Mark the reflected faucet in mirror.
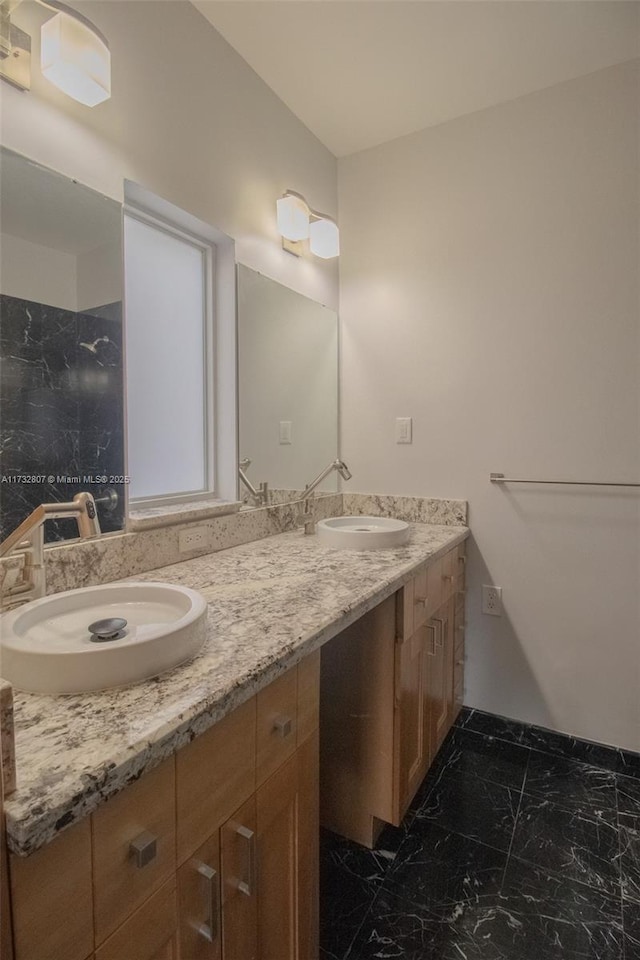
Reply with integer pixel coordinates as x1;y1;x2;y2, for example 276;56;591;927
238;458;270;507
300;459;352;535
0;493;102;609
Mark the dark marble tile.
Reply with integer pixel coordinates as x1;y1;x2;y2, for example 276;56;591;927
414;771;519;854
347;887;506;960
512;793;621;898
619;777;640;828
459;708;640;780
348;875;622;960
524;751;618;822
621;824;640;906
456;707;526;746
498;857;624;960
384;822;507;914
427;725;530;791
0;294;125;543
320;826;405;960
624;899;640;960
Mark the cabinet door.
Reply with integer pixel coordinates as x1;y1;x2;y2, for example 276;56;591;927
256;753;298;960
429;605;454;753
178;833;222;960
394;625;429;818
256;736;319;960
220;796;258;960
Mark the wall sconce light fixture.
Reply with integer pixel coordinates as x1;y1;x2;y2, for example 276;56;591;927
0;0;110;106
277;190;339;260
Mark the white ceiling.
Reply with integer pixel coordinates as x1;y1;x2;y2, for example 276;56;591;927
194;1;640;157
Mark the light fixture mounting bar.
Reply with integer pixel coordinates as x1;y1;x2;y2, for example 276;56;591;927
0;11;30;91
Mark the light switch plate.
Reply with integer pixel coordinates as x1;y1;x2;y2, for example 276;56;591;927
395;417;413;444
279;420;292;444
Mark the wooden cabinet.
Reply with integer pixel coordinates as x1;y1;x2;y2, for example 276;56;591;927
320;542;467;847
7;653;321;960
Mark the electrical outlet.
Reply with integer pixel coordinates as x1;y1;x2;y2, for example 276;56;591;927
482;585;502;616
179;526;209;554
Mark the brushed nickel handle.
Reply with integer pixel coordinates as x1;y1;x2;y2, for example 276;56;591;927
129;831;157;868
456;624;465;632
458;555;467;565
442;574;454;583
195;860;219;944
432;617;445;648
236;825;256;897
456;659;464;666
273;715;293;738
426;623;437;656
415;596;428;607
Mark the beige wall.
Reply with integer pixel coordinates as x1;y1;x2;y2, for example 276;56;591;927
339;61;640;750
1;0;338;310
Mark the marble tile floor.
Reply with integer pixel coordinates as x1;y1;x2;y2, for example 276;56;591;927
320;708;640;960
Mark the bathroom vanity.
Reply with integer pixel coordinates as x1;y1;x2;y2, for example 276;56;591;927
1;518;468;960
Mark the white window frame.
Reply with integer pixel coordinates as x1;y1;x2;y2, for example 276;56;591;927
124;205;217;509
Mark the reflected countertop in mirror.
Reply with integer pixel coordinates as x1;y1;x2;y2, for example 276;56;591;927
237;265;339;507
0;148;124;542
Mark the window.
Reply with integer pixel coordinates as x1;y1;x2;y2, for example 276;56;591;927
124;210;214;505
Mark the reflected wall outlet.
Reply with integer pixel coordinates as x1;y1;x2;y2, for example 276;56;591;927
482;585;502;616
179;526;209;553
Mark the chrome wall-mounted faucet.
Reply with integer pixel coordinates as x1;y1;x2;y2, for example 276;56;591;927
0;492;101;608
238;458;269;507
300;459;352;535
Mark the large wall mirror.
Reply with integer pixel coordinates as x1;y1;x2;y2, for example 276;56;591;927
237;265;339;506
0;147;125;542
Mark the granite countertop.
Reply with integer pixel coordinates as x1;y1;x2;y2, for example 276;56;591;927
4;522;468;857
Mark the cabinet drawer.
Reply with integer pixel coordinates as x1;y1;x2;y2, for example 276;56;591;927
95;876;177;960
177;697;256;863
297;650;321;745
257;667;298;786
10;818;93;960
93;757;176;945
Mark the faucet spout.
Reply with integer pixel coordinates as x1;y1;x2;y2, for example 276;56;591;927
300;459;352;535
0;492;101;608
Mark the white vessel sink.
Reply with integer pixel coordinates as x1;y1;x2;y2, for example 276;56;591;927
0;582;207;695
316;516;410;550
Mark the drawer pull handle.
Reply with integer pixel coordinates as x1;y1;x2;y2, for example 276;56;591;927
415;596;428;608
432;617;445;647
273;715;293;738
442;575;454;583
456;624;465;632
456;659;464;666
458;556;467;565
195;861;219;944
129;831;157;868
426;623;437;656
236;824;256;897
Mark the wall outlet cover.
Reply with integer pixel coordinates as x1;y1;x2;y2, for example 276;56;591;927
482;584;502;616
179;526;210;553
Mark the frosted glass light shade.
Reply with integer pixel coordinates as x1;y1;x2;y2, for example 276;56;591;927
309;217;340;259
277;194;309;241
41;10;111;107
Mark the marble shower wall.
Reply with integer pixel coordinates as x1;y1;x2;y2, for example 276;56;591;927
0;294;125;542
